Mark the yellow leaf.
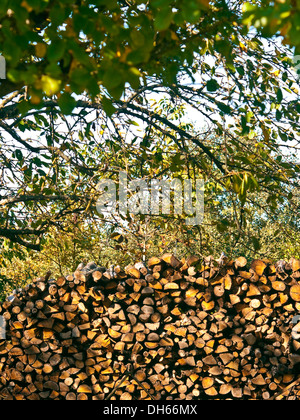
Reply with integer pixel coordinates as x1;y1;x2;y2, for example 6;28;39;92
280;11;291;19
170;31;179;41
31;94;42;105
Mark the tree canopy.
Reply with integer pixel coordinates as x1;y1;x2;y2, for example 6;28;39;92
1;0;300;101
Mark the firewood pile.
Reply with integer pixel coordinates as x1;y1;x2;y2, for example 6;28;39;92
1;255;300;400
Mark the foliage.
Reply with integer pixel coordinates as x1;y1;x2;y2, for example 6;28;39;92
0;0;299;296
1;188;299;299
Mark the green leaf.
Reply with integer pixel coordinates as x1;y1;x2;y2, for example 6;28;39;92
15;149;23;161
47;38;65;62
277;88;283;103
103;68;123;90
154;8;174;31
217;102;231;114
252;236;261;251
216;219;230;233
127;120;140;127
276;109;282;121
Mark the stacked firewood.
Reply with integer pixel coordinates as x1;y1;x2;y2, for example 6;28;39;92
1;255;300;400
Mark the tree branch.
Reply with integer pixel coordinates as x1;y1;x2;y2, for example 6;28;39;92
0;228;43;251
0;120;43;153
114;102;226;173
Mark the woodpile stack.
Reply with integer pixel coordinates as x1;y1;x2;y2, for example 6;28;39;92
1;255;300;400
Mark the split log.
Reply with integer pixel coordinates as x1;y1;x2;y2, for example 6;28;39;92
1;256;300;400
